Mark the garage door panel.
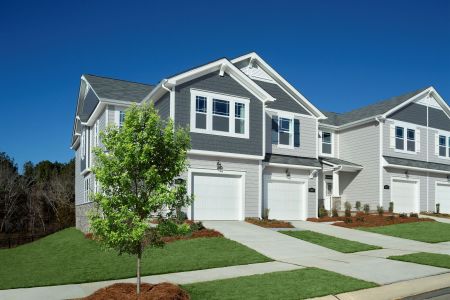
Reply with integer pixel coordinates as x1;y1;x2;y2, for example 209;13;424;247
192;173;242;220
392;179;418;213
436;183;450;214
265;179;305;220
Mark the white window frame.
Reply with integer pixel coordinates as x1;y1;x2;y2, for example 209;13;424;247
319;130;334;156
393;123;418;154
80;129;86;159
83;176;91;203
85;127;91;168
438;134;450;158
114;109;126;127
277;115;294;149
190;89;250;139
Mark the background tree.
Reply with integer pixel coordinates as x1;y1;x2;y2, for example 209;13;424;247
89;103;191;294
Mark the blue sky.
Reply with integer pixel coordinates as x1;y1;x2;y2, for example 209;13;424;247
1;0;449;169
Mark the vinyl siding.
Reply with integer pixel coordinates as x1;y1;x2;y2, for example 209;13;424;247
265;111;317;158
429;175;450;212
338;122;380;207
75;147;84;205
174;71;263;156
263;167;317;218
187;155;260;217
429;107;450;131
428;128;450;164
154;93;170;120
388;102;427;126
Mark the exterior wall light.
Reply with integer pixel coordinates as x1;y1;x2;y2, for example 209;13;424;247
286;168;291;179
217;161;223;172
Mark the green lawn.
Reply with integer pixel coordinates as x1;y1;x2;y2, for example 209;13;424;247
280;230;381;253
389;252;450;269
183;268;377;300
359;222;450;243
0;228;270;290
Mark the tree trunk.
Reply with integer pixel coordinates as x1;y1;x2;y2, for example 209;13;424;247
137;248;142;295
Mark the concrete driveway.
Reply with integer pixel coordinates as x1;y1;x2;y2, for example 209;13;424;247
203;221;450;285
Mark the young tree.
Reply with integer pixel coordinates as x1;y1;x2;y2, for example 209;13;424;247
89;103;191;294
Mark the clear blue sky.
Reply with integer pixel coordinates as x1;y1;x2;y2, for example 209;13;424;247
1;0;449;169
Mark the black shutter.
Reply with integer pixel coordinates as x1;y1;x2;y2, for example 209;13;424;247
294;119;300;147
271;115;278;144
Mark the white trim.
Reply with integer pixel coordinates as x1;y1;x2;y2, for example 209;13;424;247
231;52;326;119
190;89;250;139
384;163;450;175
435;181;450;212
264;162;321;170
320;160;363;172
277;115;295;149
187;168;246;221
258;161;263;219
188;149;264;160
377;117;384;207
392;122;419;154
391;176;420;213
319;130;334;157
169;88;175;120
265;108;317;119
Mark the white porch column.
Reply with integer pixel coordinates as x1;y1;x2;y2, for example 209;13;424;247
332;171;340;197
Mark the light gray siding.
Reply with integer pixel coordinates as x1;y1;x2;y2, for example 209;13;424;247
187;155;261;218
265;111;317;158
338;122;380;207
75;147;83;205
428;128;450;165
175;71;263;156
154;93;170;120
429;175;450;212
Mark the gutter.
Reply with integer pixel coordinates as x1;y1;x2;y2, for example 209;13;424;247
384;163;450;175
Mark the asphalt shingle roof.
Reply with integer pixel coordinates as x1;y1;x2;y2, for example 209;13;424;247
264;153;322;168
83;74;155;103
320;157;362;167
321;87;429;126
384;156;450;173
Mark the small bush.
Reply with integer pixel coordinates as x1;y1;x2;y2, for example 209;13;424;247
356;215;365;222
175;210;188;224
388;202;394;213
177;223;192;235
344;201;352;217
436;203;441;214
363;204;370;215
399;213;408;218
319;207;328;218
263;208;270;220
355;201;362;211
157;220;180;237
385;215;395;221
332;207;339;218
377;206;384;216
189;221;205;232
344;217;353;224
409;213;419;218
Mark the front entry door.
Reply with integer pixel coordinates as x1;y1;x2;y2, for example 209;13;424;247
324;181;333;210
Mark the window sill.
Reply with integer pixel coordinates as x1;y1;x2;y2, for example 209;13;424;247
394;149;417;155
190;128;249;139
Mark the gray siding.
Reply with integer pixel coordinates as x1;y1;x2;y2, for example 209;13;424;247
187;155;260;218
429;175;450;212
338;122;380;207
80;89;100;122
429;107;450;131
154;93;170;120
175;71;263;156
388;103;427;126
265;111;317;158
75;147;84;205
428;128;450;165
254;80;311;115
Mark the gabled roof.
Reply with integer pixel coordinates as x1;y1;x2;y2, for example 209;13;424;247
321;87;429;126
83;74;154;102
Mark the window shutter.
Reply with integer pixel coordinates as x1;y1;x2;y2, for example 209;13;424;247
416;129;420;152
271;115;278;144
294;119;300;147
435;133;440;155
390;124;395;149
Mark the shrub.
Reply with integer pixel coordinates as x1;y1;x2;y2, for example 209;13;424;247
344;201;352;217
389;202;394;213
355;201;362;211
363;204;370;215
409;213;418;218
319;207;328;218
175;210;188;224
177;223;192;235
356;215;365;222
377;206;384;216
436;203;441;214
332;207;339;218
263;208;270;220
157;220;180;237
385;215;395;221
344;217;353;224
399;213;408;218
189;221;205;232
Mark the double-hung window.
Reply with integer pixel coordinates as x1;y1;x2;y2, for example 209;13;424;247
191;90;249;138
395;126;405;150
321;131;333;155
119;111;125;128
279;117;292;147
395;125;416;153
407;129;416;152
439;135;447;157
84;177;91;203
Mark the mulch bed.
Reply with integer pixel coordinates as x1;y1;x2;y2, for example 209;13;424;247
245;218;294;228
161;229;223;243
307;216;345;223
83;282;189;300
331;214;435;228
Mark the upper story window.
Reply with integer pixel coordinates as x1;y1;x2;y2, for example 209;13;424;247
84;176;91;203
321;131;333;155
190;89;250;138
271;114;300;149
279;118;292;146
119;111;125;128
392;124;417;153
439;135;447;157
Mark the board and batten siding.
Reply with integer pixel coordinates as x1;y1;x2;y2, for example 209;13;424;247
187;155;260;218
174;71;263;156
338;122;380;207
265;111;317;158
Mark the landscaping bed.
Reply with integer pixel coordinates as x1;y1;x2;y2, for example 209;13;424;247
280;230;381;253
310;213;434;228
245;218;294;228
420;212;450;219
388;252;450;269
182;268;377;300
83;282;189;300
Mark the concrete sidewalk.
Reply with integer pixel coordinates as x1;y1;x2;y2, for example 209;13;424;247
419;214;450;224
290;220;450;255
203;221;450;285
0;261;300;300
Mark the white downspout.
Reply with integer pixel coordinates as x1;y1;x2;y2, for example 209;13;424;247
375;116;385;208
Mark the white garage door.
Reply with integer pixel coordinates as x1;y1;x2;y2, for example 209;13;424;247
392;179;419;213
192;173;243;220
265;179;305;220
436;183;450;214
